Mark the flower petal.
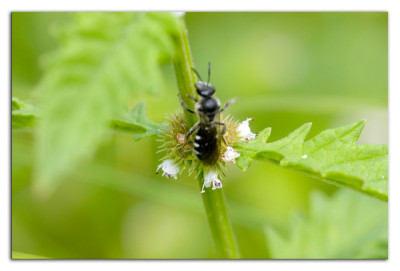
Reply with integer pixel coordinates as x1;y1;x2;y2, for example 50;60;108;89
202;170;223;193
156;159;180;179
222;146;240;164
237;118;256;141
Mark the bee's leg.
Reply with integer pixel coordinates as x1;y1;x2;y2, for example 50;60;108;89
215;122;228;145
184;122;200;146
178;94;195;113
220;98;236;113
185;94;198;103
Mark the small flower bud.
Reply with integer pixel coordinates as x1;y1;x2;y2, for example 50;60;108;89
201;170;223;193
237;118;256;141
222;146;240;164
176;133;185;144
156;159;180;179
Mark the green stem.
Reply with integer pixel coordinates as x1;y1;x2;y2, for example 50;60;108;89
172;16;240;259
198;172;240;259
172;17;197;128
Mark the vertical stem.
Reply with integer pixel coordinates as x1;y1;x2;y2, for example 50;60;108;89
172;17;198;128
172;16;240;259
198;173;240;259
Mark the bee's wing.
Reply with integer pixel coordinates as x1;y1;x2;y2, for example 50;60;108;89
215;105;224;140
217;110;222;133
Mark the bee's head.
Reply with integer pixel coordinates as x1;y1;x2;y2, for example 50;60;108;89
195;81;215;97
192;62;215;97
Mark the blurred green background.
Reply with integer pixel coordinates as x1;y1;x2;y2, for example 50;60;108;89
12;12;388;259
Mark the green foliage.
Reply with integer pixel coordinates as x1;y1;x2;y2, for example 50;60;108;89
12;12;388;259
12;97;36;129
34;12;179;196
110;102;163;141
266;189;388;259
235;120;388;201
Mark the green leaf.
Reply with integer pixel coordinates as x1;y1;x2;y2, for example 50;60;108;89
35;12;179;197
235;120;388;201
110;102;163;140
266;189;388;259
12;97;36;129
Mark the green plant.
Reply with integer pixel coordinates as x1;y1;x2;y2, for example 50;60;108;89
266;189;387;259
12;12;388;259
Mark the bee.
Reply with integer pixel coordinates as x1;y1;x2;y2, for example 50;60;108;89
179;62;235;165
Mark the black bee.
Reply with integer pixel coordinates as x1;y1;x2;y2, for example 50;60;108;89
179;62;235;165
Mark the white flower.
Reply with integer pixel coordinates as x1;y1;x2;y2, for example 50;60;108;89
222;146;240;164
237;118;256;141
201;170;223;193
156;159;180;179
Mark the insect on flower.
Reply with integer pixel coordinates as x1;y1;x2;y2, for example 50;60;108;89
179;62;236;165
156;63;256;192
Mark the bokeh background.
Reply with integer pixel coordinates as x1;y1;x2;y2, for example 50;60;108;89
12;12;388;259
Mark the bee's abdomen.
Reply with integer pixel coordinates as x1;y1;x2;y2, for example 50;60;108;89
194;126;219;165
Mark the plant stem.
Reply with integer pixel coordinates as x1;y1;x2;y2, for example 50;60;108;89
172;17;197;128
172;16;240;259
198;172;240;259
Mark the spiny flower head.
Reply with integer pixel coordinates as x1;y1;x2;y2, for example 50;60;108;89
157;111;255;192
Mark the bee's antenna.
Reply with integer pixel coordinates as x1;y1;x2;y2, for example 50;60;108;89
207;62;211;84
192;67;203;82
